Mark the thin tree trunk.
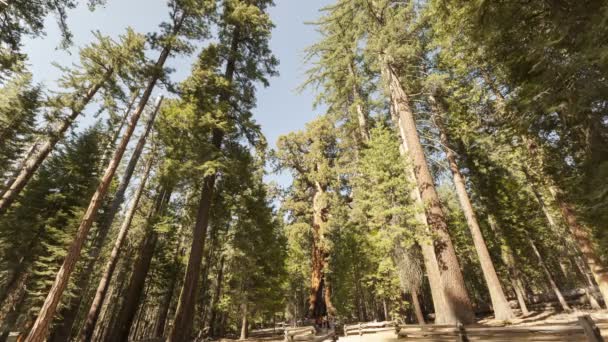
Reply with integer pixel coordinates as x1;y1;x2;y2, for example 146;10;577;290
384;62;473;324
389;99;446;323
430;95;514;320
23;42;174;342
94;246;135;342
411;289;425;324
382;299;389;321
153;226;185;339
99;90;139;168
76;153;154;342
0;266;29;319
528;238;571;311
347;61;370;143
572;256;601;309
484;72;608;308
0;287;27;342
50;97;161;342
0;71;112;215
168;26;240;342
239;302;248;340
486;215;530;316
131;282;152;341
209;255;225;337
0;272;29;340
548;186;608;308
105;187;172;342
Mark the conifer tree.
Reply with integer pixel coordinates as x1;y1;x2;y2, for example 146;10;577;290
0;30;145;215
23;1;214;338
169;1;277;340
0;126;106;340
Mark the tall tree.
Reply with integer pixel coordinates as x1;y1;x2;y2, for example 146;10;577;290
0;30;145;215
169;0;277;340
49;96;163;342
429;93;514;320
0;125;106;340
23;1;214;337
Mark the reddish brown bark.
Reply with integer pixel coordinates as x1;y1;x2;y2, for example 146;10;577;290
23;43;171;341
76;153;155;342
105;187;172;342
168;26;240;342
430;95;514;320
549;187;608;308
383;61;474;324
50;96;162;342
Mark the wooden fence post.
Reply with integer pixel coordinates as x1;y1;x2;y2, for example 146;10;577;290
358;323;362;336
578;315;603;342
457;323;468;342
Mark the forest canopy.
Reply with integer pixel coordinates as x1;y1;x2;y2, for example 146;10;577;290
0;0;607;341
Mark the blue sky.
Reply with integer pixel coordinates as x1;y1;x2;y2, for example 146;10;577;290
22;0;331;151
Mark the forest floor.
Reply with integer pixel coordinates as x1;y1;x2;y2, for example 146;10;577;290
237;309;608;342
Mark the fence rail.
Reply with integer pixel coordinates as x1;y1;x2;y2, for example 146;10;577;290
343;320;396;337
284;327;336;342
395;314;607;342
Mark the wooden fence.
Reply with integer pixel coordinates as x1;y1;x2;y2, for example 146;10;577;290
284;326;337;342
395;314;607;341
343;321;396;336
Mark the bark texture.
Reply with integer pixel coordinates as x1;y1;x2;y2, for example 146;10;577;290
430;95;514;320
528;238;571;311
76;154;155;342
383;61;474;324
23;45;171;342
105;187;172;342
168;26;240;342
411;289;425;325
50;96;162;342
549;187;608;308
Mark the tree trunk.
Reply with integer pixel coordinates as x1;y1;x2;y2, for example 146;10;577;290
347;61;370;143
23;42;174;342
392;104;445;323
209;255;225;337
528;238;571;311
0;267;29;321
154;225;186;339
94;246;135;342
50;98;161;342
99;90;139;168
382;299;389;321
105;187;172;342
309;180;331;320
430;95;514;320
168;136;221;342
548;186;608;308
168;26;240;342
0;71;111;215
486;215;530;316
0;288;27;342
0;271;29;341
383;61;474;324
239;302;248;340
411;288;425;324
76;153;154;342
